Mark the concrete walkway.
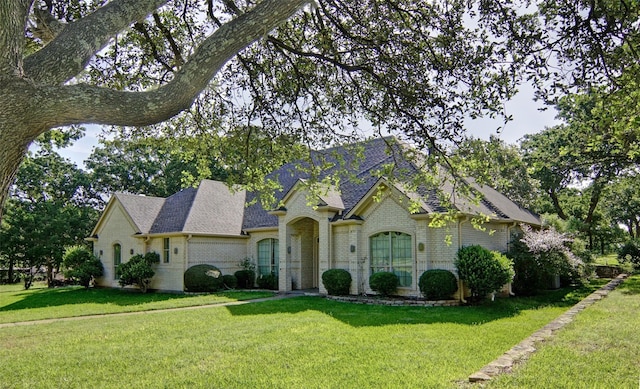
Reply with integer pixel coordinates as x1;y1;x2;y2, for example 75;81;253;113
468;273;629;383
0;292;301;329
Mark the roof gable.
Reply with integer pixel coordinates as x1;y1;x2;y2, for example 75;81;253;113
111;193;165;234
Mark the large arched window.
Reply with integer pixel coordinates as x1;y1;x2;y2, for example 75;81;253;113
257;238;279;277
370;232;412;287
113;243;122;279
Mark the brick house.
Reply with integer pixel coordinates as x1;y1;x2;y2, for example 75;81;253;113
87;137;540;297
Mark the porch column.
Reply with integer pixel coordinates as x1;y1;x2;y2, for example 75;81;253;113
317;213;331;294
348;223;362;295
278;218;292;292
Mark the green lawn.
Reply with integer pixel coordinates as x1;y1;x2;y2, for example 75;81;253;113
0;283;274;324
485;274;640;389
0;281;612;388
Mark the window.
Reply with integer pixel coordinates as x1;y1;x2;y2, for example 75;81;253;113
113;243;121;279
370;231;413;287
163;238;170;263
257;238;279;276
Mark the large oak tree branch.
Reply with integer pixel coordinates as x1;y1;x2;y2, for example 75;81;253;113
0;0;33;76
32;0;311;128
23;0;168;84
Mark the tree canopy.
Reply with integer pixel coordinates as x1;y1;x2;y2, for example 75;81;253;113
1;0;639;222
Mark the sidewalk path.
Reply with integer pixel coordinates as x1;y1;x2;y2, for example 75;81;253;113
0;292;301;329
468;273;629;383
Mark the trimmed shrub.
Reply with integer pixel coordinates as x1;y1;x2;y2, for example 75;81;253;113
455;245;514;302
257;273;278;290
322;269;352;296
369;271;399;297
234;269;255;289
418;269;458;300
223;274;238;289
184;264;224;293
117;252;160;293
62;245;103;288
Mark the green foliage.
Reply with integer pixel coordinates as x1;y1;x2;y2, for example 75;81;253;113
223;274;238;289
234;270;255;289
418;269;458;300
116;252;160;293
184;264;224;293
618;240;640;269
455;245;514;302
369;272;399;297
256;273;278;290
86;137;229;197
321;269;352;296
0;146;100;288
62;245;103;288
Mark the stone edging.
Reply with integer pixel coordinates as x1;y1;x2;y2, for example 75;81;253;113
326;295;460;307
468;274;629;383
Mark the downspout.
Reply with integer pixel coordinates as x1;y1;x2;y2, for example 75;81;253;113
458;217;468;304
184;234;193;291
506;222;518;296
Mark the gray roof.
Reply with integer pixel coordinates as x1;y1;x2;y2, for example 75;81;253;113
112;137;540;235
242;137;541;229
115;180;245;236
113;193;165;233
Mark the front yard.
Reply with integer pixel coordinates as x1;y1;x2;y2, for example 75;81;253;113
1;279;627;388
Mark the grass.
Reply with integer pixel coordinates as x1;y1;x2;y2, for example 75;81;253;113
0;282;275;324
0;280;610;388
593;253;621;266
486;274;640;388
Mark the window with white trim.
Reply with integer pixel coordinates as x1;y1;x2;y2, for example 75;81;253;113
370;231;413;287
113;243;121;279
257;238;279;276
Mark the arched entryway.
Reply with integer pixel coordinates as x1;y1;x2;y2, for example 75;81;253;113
288;217;319;290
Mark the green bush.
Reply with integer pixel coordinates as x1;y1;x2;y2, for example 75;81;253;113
223;274;238;289
184;264;224;292
116;252;160;293
418;269;458;300
62;245;104;288
369;271;399;297
257;273;278;290
618;240;640;269
234;269;255;289
455;245;514;302
322;269;352;296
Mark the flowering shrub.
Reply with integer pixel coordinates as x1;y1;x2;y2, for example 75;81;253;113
509;225;586;295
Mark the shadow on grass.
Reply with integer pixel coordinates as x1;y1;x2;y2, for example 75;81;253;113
618;275;640;295
0;286;186;312
226;282;604;328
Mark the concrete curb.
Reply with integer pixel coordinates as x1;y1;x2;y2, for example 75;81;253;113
468;274;629;383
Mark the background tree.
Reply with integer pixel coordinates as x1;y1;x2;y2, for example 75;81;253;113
2;0;638;222
86;136;230;197
0;132;100;288
451;136;538;209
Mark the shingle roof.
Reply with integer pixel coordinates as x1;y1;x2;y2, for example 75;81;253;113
242;137;541;229
115;137;540;235
116;180;246;236
113;193;165;233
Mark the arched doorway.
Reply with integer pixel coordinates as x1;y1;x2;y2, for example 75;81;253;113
288;217;319;290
